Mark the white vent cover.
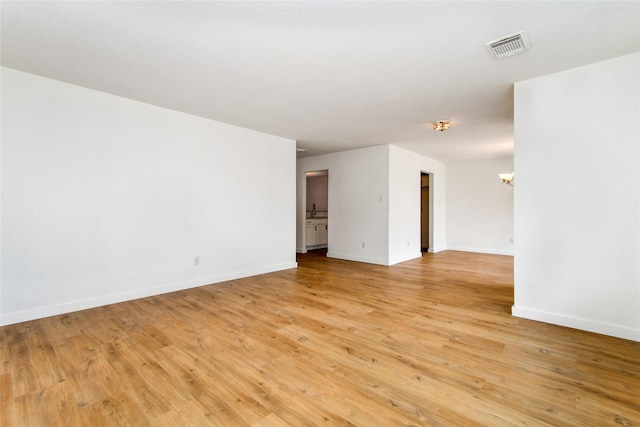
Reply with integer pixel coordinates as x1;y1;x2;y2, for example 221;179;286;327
485;31;531;59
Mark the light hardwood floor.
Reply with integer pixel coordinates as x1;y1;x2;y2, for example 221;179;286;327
1;250;639;426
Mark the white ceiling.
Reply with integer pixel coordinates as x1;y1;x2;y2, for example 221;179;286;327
2;1;639;162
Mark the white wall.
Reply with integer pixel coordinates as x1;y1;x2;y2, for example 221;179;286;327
1;67;297;325
388;146;422;264
446;157;514;255
296;145;446;265
297;145;390;264
513;53;640;341
389;145;447;263
305;174;328;212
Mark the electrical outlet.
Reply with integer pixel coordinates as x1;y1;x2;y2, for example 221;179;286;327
361;241;365;248
194;256;200;266
509;238;514;244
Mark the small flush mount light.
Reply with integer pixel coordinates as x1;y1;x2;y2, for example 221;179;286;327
499;172;514;186
432;120;451;132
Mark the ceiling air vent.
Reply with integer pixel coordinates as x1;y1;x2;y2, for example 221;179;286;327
485;31;531;59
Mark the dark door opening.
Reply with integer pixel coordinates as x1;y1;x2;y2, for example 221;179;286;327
421;172;430;252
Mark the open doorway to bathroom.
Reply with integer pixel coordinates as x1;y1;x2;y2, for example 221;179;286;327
305;170;328;252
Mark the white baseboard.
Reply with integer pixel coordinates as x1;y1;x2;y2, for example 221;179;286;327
0;261;298;326
446;246;514;256
388;252;422;266
326;251;421;266
512;305;640;342
326;251;388;266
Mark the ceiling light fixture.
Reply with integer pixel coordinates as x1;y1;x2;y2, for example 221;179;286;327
499;172;514;186
432;120;450;132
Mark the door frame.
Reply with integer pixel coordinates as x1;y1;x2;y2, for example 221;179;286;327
420;171;434;253
303;169;329;253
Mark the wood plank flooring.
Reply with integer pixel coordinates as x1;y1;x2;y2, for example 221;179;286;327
1;250;639;426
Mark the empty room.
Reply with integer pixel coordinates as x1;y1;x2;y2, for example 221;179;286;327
1;1;639;426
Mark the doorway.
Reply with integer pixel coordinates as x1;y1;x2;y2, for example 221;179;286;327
305;170;329;252
420;172;430;252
